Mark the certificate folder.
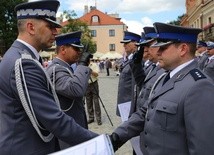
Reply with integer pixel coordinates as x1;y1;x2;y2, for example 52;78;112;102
50;134;114;155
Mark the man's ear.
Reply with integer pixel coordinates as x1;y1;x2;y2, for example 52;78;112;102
26;20;35;35
60;45;67;55
179;43;188;57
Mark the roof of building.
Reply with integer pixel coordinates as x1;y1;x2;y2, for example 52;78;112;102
60;7;126;30
79;8;125;26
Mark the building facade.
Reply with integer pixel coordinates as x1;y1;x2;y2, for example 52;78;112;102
79;6;127;57
181;0;214;41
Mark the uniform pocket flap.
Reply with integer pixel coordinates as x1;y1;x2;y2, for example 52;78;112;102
155;100;178;114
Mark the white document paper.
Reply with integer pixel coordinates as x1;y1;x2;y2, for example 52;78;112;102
49;134;114;155
130;136;143;155
118;101;131;122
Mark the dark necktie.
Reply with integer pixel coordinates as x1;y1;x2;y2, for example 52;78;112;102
39;56;43;65
205;58;210;66
162;72;170;85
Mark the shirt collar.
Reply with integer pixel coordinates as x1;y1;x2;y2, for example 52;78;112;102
55;57;71;67
128;53;134;60
199;50;207;56
209;55;214;60
170;59;194;78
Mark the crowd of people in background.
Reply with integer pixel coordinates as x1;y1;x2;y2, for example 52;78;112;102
40;56;123;76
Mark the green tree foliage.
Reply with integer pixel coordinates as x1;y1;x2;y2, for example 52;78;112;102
167;14;185;26
0;0;27;55
59;10;96;54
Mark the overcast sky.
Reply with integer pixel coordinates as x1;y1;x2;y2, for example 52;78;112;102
30;0;186;35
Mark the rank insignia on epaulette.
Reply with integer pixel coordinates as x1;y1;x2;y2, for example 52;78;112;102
189;69;206;81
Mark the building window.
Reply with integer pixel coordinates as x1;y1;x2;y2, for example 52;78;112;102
92;15;99;22
208;17;212;33
109;44;115;51
109;29;115;37
208;17;212;24
91;30;97;37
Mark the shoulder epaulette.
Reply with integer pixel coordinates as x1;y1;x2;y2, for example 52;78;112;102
189;69;206;81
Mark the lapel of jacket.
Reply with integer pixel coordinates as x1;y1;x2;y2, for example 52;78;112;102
123;58;130;66
120;59;131;72
150;60;197;101
144;61;153;74
12;41;37;59
144;65;158;83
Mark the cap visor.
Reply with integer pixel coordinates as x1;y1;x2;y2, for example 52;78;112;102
135;42;141;46
45;18;62;28
139;39;154;45
71;44;84;48
207;47;214;50
120;39;131;43
151;41;173;47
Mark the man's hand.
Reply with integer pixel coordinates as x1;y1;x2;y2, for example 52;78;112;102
109;132;123;152
78;52;93;66
133;45;144;64
78;43;93;66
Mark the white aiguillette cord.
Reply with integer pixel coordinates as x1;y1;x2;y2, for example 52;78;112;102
52;64;75;112
148;72;166;98
15;53;61;142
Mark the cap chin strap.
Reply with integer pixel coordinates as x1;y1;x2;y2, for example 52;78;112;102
15;53;61;142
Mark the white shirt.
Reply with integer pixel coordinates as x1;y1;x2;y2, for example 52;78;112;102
128;53;134;60
208;55;214;61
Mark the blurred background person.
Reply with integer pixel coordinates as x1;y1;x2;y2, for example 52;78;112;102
105;57;112;76
86;59;102;125
203;41;214;81
196;40;208;70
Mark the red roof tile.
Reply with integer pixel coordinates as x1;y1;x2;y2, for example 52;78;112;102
79;9;125;26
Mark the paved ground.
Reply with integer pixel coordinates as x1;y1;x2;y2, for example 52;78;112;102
86;69;132;155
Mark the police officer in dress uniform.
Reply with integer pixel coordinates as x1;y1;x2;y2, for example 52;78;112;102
196;40;208;69
140;32;153;71
46;31;93;149
141;27;159;75
116;31;141;117
0;1;98;154
116;31;144;155
203;41;214;81
110;22;214;155
129;27;165;155
135;26;166;112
